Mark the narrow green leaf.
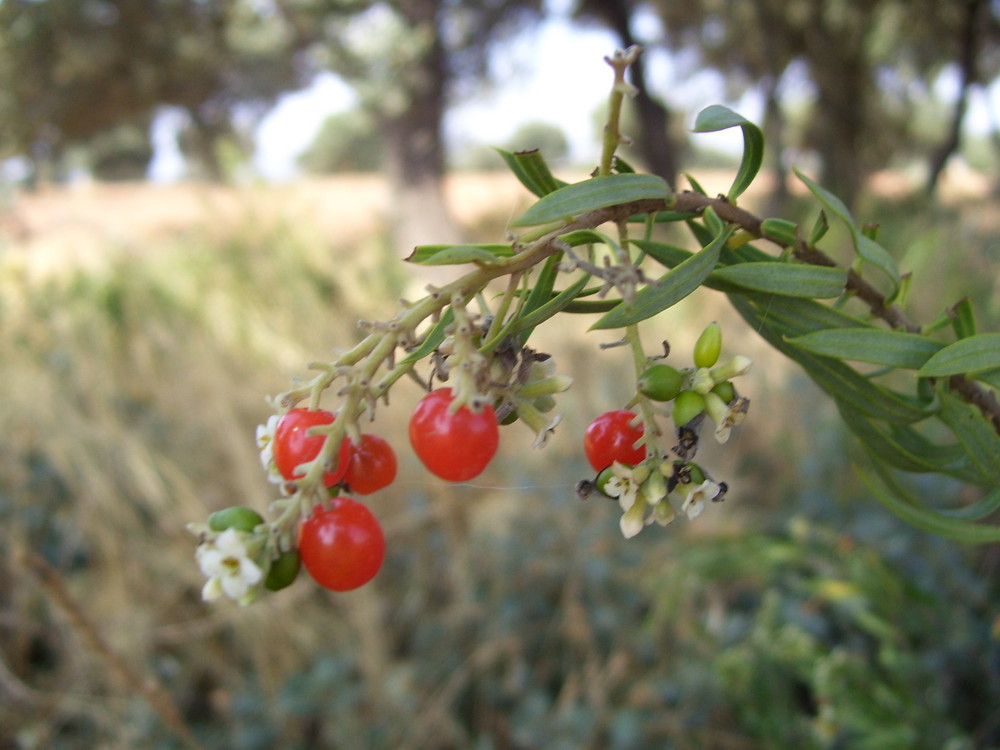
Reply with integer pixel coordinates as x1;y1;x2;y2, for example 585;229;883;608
949;297;977;339
760;218;798;246
711;263;847;298
510;174;669;227
857;464;1000;543
730;294;931;424
514;254;562;345
917;333;1000;377
591;228;729;329
808;210;829;246
407;244;514;266
558;229;612;247
736;291;869;335
693;105;765;201
494;148;566;197
510;274;592;335
938;391;1000;486
838;401;944;473
632;240;692;269
685;218;715;247
795;169;900;293
788;328;945;369
400;307;454;365
563;298;620;314
939;488;1000;521
836;400;983;483
973;367;1000;389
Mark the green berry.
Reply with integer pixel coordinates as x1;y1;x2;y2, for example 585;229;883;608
208;506;265;534
264;549;301;591
711;380;736;404
595;466;617;497
638;364;684;402
673;390;706;427
693;322;722;368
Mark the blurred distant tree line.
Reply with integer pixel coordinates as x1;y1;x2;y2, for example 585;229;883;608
2;0;1000;209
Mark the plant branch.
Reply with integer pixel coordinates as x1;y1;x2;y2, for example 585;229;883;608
666;191;1000;433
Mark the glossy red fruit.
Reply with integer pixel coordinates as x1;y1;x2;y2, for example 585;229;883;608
583;410;645;472
409;388;499;482
273;408;351;487
344;434;398;495
298;499;385;592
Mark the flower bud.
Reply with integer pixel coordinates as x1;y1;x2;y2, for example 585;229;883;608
672;390;706;427
710;355;752;383
638;364;684;402
264;549;301;591
711;380;736;404
208;506;265;534
691;367;715;395
693;322;722;368
517;375;573;399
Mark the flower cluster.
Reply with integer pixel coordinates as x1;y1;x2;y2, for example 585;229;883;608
581;322;750;538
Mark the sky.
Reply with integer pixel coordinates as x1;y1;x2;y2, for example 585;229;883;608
148;5;1000;183
150;7;753;183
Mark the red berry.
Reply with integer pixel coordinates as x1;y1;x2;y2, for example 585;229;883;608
273;408;351;487
409;388;499;482
298;499;385;592
583;410;645;472
344;434;398;495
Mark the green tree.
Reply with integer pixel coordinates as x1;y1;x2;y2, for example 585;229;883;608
298;109;383;174
504;121;570;161
0;0;305;183
647;0;1000;206
275;0;545;252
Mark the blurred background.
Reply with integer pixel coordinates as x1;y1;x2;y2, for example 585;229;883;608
2;1;1000;748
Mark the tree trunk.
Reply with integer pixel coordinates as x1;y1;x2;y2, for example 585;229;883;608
761;75;789;214
925;0;983;196
379;0;461;258
804;16;870;209
184;106;228;183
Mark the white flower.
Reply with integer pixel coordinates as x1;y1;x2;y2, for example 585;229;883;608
602;462;673;539
196;528;264;604
256;415;283;484
704;392;750;444
691;367;716;395
676;479;723;520
619;496;649;539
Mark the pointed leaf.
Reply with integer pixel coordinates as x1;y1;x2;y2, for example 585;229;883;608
736;290;869;335
938;391;1000;486
917;333;1000;377
510;174;669;227
939;488;1000;521
510;274;592;336
591;228;728;329
949;297;977;339
407;244;514;266
400;307;454;365
711;262;847;298
494;148;567;197
974;367;1000;389
693;105;764;201
729;294;930;424
788;328;945;369
836;400;982;482
795;169;899;293
857;464;1000;543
